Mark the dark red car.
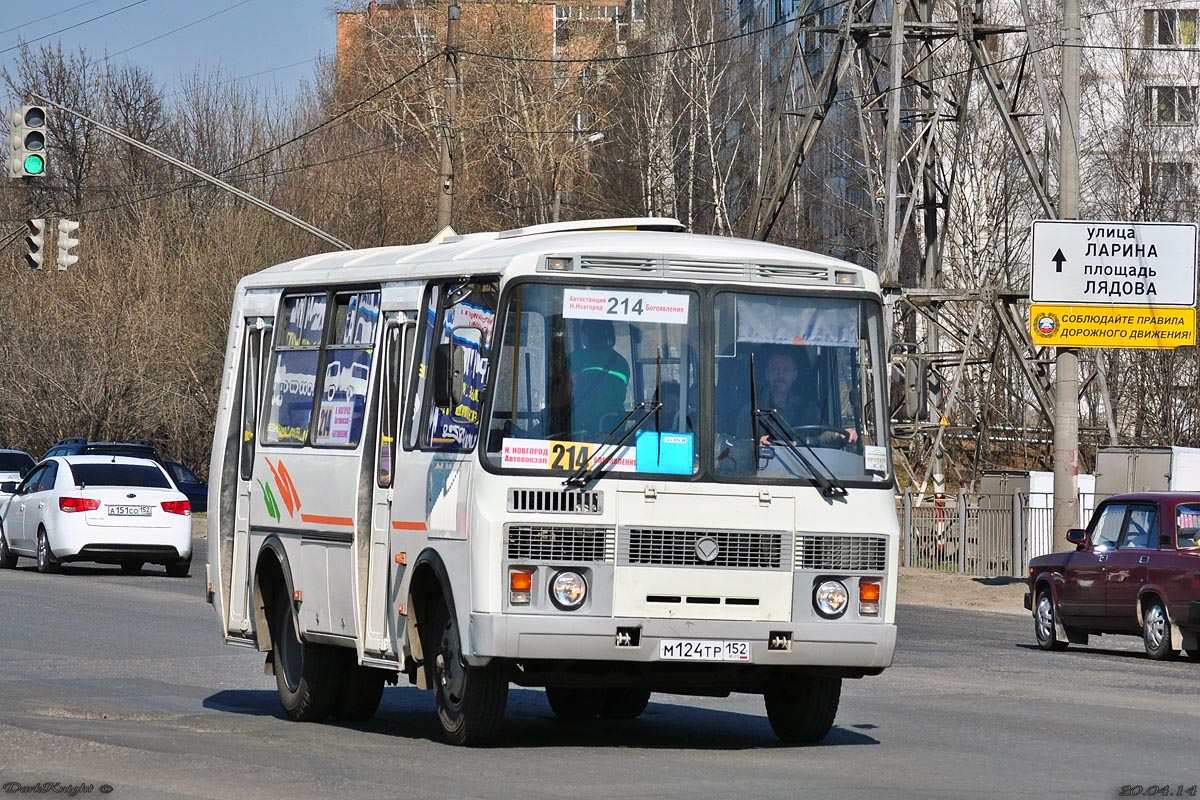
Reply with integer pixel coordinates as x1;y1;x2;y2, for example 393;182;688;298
1024;492;1200;660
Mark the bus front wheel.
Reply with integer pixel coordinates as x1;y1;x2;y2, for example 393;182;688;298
272;595;341;722
426;597;508;746
763;676;841;744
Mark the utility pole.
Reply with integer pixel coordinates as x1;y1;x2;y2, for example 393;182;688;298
1053;0;1081;548
436;0;460;231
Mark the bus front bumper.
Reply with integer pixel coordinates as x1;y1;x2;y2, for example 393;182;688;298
468;613;896;670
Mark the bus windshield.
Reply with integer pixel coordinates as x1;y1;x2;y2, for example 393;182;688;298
712;292;890;485
485;282;700;477
483;281;890;486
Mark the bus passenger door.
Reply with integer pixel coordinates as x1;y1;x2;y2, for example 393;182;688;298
228;320;270;634
365;315;411;657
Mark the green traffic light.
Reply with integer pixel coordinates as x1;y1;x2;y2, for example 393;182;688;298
23;154;44;175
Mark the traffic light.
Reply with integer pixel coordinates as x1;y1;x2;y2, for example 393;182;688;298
56;218;79;270
25;218;45;269
7;105;48;178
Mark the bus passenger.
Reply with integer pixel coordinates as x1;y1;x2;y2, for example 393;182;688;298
568;320;630;438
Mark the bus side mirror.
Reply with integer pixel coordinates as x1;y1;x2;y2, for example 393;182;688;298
1;481;16;494
432;327;484;413
432;343;454;409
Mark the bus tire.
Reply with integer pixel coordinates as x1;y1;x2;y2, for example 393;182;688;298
334;661;387;722
426;597;507;746
545;687;604;720
272;595;341;722
600;688;651;719
764;676;841;744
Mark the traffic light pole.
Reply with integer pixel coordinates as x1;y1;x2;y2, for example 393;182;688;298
31;93;352;252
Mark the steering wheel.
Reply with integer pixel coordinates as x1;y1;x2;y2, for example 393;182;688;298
787;425;850;447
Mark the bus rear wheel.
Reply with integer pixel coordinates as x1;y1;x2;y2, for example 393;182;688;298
545;686;604;720
764;676;841;744
334;661;387;722
601;688;651;719
272;595;341;722
426;597;507;746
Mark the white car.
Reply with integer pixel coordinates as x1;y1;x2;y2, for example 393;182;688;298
0;455;193;576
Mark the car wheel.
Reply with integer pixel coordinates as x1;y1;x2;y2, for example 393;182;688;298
1143;598;1178;660
165;556;191;578
545;686;605;720
425;597;508;746
271;593;342;722
764;676;841;744
0;529;18;569
600;688;651;719
120;561;144;574
36;528;60;574
1034;589;1068;651
333;658;387;722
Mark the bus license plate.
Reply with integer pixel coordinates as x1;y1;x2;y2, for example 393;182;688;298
659;639;751;662
108;505;152;517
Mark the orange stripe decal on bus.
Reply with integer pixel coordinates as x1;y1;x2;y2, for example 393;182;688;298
392;520;428;530
300;514;355;527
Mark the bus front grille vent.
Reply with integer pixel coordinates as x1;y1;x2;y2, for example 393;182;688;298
507;489;602;514
795;535;887;572
578;256;658;275
664;258;747;278
506;525;615;563
753;263;831;283
621;528;788;569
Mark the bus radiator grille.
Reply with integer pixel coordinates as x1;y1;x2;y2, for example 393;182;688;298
507;489;603;514
505;524;615;563
620;528;788;570
795;535;887;572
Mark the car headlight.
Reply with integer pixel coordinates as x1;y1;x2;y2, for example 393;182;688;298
814;579;849;619
550;570;587;610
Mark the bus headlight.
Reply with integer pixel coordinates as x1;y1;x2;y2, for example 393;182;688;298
550;570;587;610
814;580;849;619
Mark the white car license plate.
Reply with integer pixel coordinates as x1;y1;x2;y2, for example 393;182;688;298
659;639;751;662
108;505;152;517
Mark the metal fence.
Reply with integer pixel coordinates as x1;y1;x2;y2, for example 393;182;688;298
899;491;1096;577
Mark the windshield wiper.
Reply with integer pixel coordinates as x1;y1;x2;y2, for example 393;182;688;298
747;353;846;498
564;400;662;488
754;408;848;498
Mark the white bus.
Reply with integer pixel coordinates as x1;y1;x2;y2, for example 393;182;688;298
207;218;898;745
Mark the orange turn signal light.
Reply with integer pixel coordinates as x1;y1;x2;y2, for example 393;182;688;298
510;571;533;592
859;582;881;603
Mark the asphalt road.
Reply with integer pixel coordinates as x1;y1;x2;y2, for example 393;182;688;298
0;535;1196;800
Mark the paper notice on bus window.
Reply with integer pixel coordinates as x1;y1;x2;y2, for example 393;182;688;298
501;438;637;472
315;400;355;445
864;445;888;474
563;289;690;325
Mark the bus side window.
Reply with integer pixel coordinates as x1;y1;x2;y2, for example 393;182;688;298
239;324;268;480
404;286;440;450
415;278;499;452
377;322;409;487
264;294;328;446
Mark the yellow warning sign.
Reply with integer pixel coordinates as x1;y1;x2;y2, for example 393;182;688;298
1029;304;1196;349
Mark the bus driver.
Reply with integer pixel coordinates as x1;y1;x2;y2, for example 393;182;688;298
568;320;630;437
